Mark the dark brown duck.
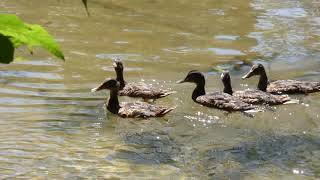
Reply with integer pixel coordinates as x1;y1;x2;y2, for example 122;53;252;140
177;70;257;111
221;71;292;105
242;63;320;94
91;79;175;118
113;59;175;100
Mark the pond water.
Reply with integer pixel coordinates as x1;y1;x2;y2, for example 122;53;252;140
1;0;320;179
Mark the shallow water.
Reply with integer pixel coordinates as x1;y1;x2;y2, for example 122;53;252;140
1;0;320;179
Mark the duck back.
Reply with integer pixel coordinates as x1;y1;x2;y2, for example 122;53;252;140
119;82;174;99
118;102;175;118
233;89;290;105
196;92;256;111
268;80;320;94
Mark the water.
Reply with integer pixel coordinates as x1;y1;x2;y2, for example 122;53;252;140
1;0;320;179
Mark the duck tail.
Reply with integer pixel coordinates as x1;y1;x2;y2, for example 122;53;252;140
242;107;264;118
160;91;177;97
283;99;299;104
281;94;292;103
244;106;264;114
159;106;177;116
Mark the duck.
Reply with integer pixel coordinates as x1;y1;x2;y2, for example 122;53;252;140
242;63;320;94
91;79;175;118
177;70;257;111
221;71;292;105
113;58;175;100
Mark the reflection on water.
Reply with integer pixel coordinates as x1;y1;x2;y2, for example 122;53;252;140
0;0;320;178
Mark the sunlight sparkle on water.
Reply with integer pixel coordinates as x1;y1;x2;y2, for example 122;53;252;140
292;169;304;175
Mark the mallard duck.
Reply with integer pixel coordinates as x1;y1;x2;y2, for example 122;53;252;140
177;70;257;111
91;79;175;118
221;71;291;105
113;59;175;100
242;63;320;94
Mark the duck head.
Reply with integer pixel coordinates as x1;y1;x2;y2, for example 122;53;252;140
221;71;231;83
91;79;120;92
113;58;126;88
113;58;124;72
177;70;206;101
221;71;233;95
242;63;265;79
177;70;205;84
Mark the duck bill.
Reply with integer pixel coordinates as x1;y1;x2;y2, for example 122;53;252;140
242;70;253;79
91;84;104;92
221;72;229;79
176;79;186;84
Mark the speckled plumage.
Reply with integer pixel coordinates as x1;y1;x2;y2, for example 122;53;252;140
119;82;174;99
221;71;291;105
233;90;290;105
118;102;175;118
196;92;256;111
178;70;257;111
92;79;175;118
113;59;174;100
242;63;320;94
267;80;320;94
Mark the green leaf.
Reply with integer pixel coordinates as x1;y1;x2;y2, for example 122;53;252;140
0;14;64;63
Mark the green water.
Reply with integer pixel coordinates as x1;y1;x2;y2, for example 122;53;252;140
0;0;320;179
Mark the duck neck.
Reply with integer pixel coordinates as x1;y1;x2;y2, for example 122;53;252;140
258;69;269;92
192;81;206;102
116;69;126;89
107;89;120;114
223;79;233;95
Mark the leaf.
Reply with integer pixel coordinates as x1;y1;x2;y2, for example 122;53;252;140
82;0;90;16
0;14;64;63
0;34;14;64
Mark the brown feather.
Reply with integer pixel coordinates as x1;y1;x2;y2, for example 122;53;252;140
233;89;291;105
118;102;175;118
119;82;175;99
196;92;256;111
267;80;320;94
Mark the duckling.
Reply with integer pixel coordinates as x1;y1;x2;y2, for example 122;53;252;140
242;63;320;94
91;79;175;118
177;70;257;111
113;59;175;100
221;71;291;105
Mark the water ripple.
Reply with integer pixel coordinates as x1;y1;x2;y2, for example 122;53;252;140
0;70;62;80
0;88;98;99
8;82;66;90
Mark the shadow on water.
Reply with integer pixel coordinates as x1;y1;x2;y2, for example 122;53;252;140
106;130;181;165
201;134;320;178
103;120;320;178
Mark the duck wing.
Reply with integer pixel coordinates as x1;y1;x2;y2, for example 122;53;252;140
268;80;320;94
233;89;290;105
196;92;256;111
119;82;175;99
118;102;175;118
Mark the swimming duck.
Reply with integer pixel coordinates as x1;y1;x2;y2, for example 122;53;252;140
91;79;175;118
221;71;291;105
113;59;175;100
177;70;257;111
242;63;320;94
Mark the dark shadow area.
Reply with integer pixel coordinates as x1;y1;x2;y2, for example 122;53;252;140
201;134;320;178
106;131;181;165
0;34;14;64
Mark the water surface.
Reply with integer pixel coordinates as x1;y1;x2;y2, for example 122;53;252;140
0;0;320;179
